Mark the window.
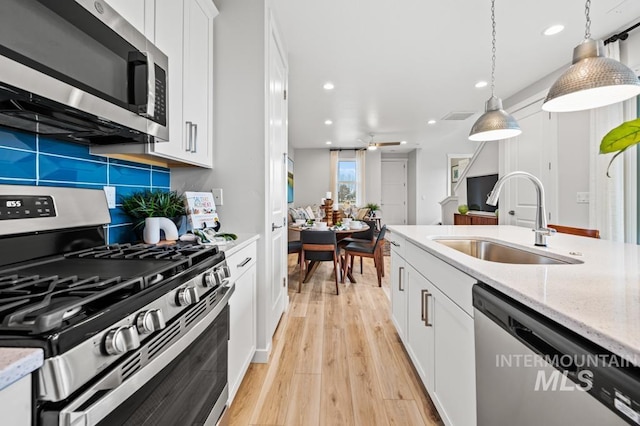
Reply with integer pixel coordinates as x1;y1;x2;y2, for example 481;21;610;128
337;160;357;204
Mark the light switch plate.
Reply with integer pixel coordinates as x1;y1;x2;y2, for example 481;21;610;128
103;186;116;209
576;192;589;204
212;188;223;206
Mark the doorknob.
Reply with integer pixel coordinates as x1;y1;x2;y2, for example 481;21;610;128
272;223;283;231
508;210;515;216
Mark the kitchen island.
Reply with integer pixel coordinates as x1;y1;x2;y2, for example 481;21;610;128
387;225;640;426
0;348;43;425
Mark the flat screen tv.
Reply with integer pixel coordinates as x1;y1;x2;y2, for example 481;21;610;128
467;174;498;213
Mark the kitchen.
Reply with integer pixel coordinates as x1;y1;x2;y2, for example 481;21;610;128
0;0;640;425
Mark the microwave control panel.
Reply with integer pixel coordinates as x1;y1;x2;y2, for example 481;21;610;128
0;195;56;220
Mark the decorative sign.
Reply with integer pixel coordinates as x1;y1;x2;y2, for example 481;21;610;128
184;191;219;230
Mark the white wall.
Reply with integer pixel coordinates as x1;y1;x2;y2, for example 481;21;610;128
407;150;417;224
556;111;590;227
291;149;330;207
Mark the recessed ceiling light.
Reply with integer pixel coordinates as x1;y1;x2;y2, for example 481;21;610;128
543;24;564;36
475;81;488;88
427;119;437;125
325;141;332;145
400;140;407;144
324;119;333;125
323;82;335;90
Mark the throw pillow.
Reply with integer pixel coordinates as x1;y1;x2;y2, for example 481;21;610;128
305;206;315;220
355;208;369;220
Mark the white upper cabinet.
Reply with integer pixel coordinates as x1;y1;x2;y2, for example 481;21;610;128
151;0;217;167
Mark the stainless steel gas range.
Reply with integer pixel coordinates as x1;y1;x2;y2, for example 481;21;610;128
0;185;232;426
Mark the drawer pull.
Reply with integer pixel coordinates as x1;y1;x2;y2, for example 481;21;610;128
238;257;252;268
398;266;404;291
389;240;400;247
422;290;432;327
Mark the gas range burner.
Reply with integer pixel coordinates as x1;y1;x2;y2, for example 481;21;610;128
0;272;142;333
70;242;219;263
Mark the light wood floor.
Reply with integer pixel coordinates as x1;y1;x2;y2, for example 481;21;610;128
227;254;443;426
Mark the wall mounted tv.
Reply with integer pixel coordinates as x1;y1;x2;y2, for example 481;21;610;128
467;174;498;213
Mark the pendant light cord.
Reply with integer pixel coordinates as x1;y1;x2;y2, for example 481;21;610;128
490;0;496;97
584;0;591;39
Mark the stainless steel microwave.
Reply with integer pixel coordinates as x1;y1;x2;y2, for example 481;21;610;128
0;0;169;145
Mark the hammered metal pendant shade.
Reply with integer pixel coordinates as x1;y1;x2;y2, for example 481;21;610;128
542;39;640;112
469;96;522;141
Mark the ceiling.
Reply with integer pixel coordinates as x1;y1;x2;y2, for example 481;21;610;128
271;0;640;153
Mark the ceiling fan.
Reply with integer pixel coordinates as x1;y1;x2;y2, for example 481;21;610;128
359;133;406;150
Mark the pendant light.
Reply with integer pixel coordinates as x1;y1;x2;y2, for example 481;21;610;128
469;0;521;141
542;0;640;112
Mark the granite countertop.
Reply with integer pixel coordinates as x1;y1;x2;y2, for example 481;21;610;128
0;348;44;390
387;225;640;365
220;233;260;258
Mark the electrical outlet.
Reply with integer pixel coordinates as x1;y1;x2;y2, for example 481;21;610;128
212;188;223;206
103;186;116;208
576;192;589;204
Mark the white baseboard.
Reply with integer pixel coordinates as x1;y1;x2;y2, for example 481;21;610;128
252;343;272;363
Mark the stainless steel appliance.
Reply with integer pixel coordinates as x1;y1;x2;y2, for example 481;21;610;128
474;284;640;426
0;185;231;426
0;0;168;145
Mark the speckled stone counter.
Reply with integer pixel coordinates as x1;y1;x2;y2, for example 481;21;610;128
0;348;43;390
220;233;260;258
388;225;640;365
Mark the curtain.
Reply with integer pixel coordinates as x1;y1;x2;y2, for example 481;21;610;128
588;41;626;242
330;150;338;201
356;149;366;206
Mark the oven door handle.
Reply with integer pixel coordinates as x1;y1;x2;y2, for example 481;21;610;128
59;283;235;426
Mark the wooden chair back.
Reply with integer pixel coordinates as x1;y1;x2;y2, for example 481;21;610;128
547;224;600;239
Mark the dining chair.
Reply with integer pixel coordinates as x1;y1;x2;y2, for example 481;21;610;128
299;230;341;295
288;240;302;264
547;224;600;239
338;220;376;273
342;225;387;287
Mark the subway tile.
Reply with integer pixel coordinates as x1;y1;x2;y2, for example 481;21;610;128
114;185;150;203
0;178;36;186
151;165;170;173
107;224;138;244
37;181;104;190
0;128;36;151
152;170;170;188
39;137;105;162
0;148;36;179
110;207;134;226
109;157;153;169
109;164;151;186
39;154;107;184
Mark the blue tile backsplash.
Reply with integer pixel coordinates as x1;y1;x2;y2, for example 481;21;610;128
0;128;171;244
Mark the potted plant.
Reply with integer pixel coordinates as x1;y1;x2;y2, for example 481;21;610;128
121;190;186;233
365;202;380;217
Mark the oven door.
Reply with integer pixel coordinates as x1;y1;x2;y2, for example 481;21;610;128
0;0;168;142
44;285;233;426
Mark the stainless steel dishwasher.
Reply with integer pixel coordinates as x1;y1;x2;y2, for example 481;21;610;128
473;284;640;426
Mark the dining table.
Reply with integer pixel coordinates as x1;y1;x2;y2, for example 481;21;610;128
289;222;370;283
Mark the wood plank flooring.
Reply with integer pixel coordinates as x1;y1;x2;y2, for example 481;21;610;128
227;254;443;426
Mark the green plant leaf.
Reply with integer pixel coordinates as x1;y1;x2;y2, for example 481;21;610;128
599;118;640;154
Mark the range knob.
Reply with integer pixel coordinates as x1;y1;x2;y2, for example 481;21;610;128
176;286;199;306
103;325;140;355
202;270;217;287
136;309;166;334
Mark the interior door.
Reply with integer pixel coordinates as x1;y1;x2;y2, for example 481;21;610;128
381;160;407;225
502;100;557;227
268;20;288;336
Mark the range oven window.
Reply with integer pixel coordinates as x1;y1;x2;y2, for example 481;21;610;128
98;305;229;426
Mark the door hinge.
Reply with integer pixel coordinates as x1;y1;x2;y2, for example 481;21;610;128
284;89;287;100
548;212;551;221
283;277;286;287
548;162;551;170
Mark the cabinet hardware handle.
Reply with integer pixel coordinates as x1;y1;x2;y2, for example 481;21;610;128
389;240;400;247
422;290;432;327
185;121;192;152
421;289;427;322
238;257;252;268
191;123;198;153
398;266;404;291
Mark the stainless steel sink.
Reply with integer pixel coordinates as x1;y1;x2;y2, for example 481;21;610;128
434;238;582;265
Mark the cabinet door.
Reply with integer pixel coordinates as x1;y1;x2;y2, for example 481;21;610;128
405;265;434;391
432;284;476;426
151;0;216;167
228;262;257;403
105;0;146;34
390;251;407;342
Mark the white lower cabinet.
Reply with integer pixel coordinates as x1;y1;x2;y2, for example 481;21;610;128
394;240;476;426
0;375;31;425
226;241;257;404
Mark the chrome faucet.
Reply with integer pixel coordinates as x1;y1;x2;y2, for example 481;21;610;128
486;171;555;247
